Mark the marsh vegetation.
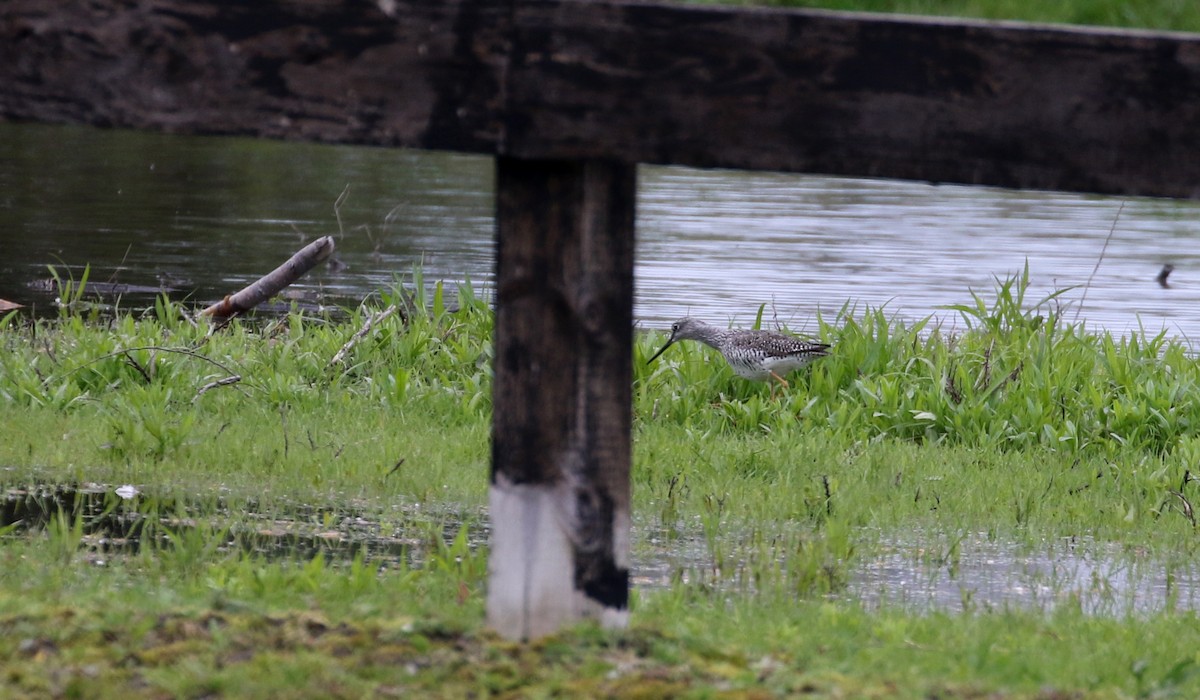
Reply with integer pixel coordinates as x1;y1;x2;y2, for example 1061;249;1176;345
2;266;1199;697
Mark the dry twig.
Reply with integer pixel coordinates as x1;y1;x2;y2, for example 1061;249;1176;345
329;305;398;368
193;375;243;402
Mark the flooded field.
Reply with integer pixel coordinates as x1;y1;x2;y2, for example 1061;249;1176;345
7;481;1197;616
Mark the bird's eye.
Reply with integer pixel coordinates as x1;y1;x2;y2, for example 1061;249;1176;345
672;323;680;332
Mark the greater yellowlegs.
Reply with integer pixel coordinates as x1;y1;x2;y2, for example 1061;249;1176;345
646;317;830;396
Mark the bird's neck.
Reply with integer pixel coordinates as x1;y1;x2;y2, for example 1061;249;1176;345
694;326;730;349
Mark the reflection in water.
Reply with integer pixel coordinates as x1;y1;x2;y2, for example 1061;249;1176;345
849;532;1200;616
6;481;1195;616
636;528;1200;616
3;123;1200;339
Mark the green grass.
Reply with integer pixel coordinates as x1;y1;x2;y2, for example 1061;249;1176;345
3;269;1200;697
640;265;1200;458
4;548;1199;699
0;272;493;507
692;0;1200;33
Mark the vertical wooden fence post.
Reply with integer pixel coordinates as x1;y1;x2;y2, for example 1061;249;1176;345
488;157;636;640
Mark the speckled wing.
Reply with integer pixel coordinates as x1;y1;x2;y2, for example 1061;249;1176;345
731;330;829;360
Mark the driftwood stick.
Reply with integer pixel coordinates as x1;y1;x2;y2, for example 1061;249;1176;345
200;235;335;322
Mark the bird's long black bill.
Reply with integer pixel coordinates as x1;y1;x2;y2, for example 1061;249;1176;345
646;340;675;365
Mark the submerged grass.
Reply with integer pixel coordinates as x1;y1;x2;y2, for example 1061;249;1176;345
3;268;1200;697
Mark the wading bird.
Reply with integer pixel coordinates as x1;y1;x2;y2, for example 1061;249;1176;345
646;317;829;397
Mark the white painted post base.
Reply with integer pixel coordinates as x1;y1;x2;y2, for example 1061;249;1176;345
487;475;630;640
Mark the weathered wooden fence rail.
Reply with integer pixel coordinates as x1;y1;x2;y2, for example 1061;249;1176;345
4;0;1200;639
6;1;1200;195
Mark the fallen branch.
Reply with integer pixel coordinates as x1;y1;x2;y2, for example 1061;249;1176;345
200;235;335;324
329;304;398;368
193;375;243;402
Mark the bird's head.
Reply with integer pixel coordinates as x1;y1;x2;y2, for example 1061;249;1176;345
646;317;705;365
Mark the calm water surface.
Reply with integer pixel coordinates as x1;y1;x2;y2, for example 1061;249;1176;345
4;122;1200;340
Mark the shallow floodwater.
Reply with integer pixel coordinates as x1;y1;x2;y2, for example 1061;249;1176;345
5;482;1197;615
636;529;1200;616
3;122;1200;340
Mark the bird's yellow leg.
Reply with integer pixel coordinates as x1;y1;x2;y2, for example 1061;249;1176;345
769;371;790;399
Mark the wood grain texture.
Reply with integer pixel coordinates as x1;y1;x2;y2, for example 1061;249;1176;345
4;0;1200;196
0;0;507;149
505;2;1200;197
492;158;635;616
